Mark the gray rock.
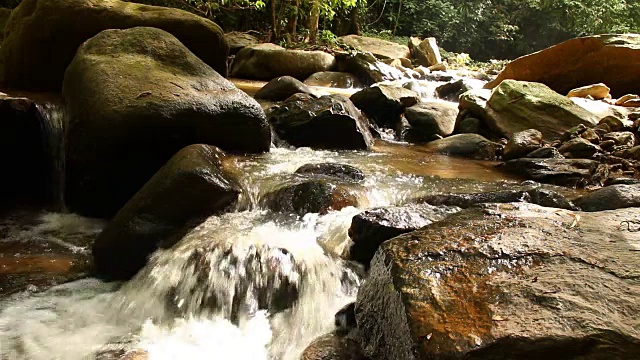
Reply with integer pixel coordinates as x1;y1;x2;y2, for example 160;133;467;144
574;184;640;211
336;53;404;86
295;163;365;182
501;158;599;186
350;85;419;129
231;45;336;80
503;129;543;160
224;31;260;54
356;203;640;360
404;102;459;142
557;137;602;158
455;117;485;135
254;76;318;101
301;332;369;360
603;131;636;147
304;72;363;89
424;134;500;160
418;188;576;210
526;147;564;159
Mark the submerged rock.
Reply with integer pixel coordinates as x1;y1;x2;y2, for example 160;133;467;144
301;332;369;360
63;27;270;217
339;35;410;60
356;203;640;360
268;94;374;150
348;204;461;266
350;85;419;129
403;102;458;142
424;134;500;160
0;0;228;90
295;163;365;182
93;144;242;280
254;76;318;101
304;71;363;89
574;184;640;211
501;158;599;186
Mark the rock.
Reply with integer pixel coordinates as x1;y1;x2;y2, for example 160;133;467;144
224;31;260;54
455;117;485;135
503;129;543;160
603;131;636;147
304;72;363;89
527;188;578;210
436;79;475;101
570;97;632;124
501;158;599;186
301;332;369;360
339;35;410;60
0;0;228;91
350;85;419;129
348;204;461;266
458;88;492;121
557;137;601;158
574;184;640;211
424;134;500;160
560;124;588;142
92;144;242;280
403;102;458;142
486;34;640;98
231;45;336;80
0;8;10;41
579;128;600;144
598;115;634;132
621;98;640;107
268;95;374;150
295;163;365;182
567;83;610;100
356;203;640;360
616;94;640;106
335;53;404;86
63;27;270;217
262;179;365;216
624;146;640;160
335;303;357;331
254;76;318;101
408;37;442;67
382;58;413;69
526;147;564;159
483;80;600;141
417;188;575;210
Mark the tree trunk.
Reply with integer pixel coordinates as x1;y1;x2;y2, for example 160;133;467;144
307;0;321;43
284;0;299;40
393;0;403;36
348;5;360;35
270;0;278;41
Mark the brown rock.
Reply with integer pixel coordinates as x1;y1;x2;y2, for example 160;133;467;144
503;129;543;160
408;37;442;67
339;35;410;60
616;94;640;106
567;83;610;100
486;34;640;98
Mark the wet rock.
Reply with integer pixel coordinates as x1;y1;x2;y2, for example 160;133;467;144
599;115;634;132
356;203;640;360
268;95;374;150
263;179;365;216
403;102;458;142
560;124;588;142
527;188;578;210
436;79;474;101
503;129;543;160
304;71;363;89
624;145;640;160
0;0;228;91
254;76;318;101
339;35;410;60
579;128;600;144
567;83;610;100
301;332;369;360
424;134;500;160
350;85;419;129
417;188;576;210
603;131;636;147
486;34;640;98
335;53;404;86
557;137;601;158
574;184;640;211
501;158;599;186
458;88;492;121
408;37;442;67
455;117;485;135
526;147;564;159
484;80;600;140
348;204;461;266
63;27;270;217
93;144;242;280
335;302;357;331
224;31;259;54
295;163;365;182
231;44;336;80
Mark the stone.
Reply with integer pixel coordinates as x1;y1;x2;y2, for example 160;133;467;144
348;204;461;266
567;83;610;100
350;85;419;129
621;98;640;107
455;117;485;135
268;95;374;150
557;137;602;158
458;88;492;122
301;332;369;360
560;124;588;142
0;8;10;42
424;134;500;160
339;35;410;60
501;158;599;186
63;27;270;217
574;184;640;211
92;144;242;280
335;303;357;331
526;147;564;159
579;128;600;144
224;31;260;54
436;79;475;101
403;102;458;142
484;80;600;140
254;76;318;101
417;189;576;210
503;129;543;160
527;188;578;210
616;94;640;106
304;72;363;89
486;34;640;98
231;45;336;80
570;97;632;125
0;0;228;91
408;37;442;67
624;146;640;160
295;163;365;182
356;203;640;360
335;52;404;86
603;131;636;147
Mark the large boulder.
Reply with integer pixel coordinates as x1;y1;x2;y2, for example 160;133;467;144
0;0;228;91
304;71;363;89
423;134;501;160
339;35;410;60
501;158;599;186
254;76;318;101
356;203;640;360
230;44;336;80
486;34;640;98
418;188;577;210
483;80;600;140
408;37;442;67
63;27;270;217
574;184;640;211
336;53;405;86
224;31;260;54
350;85;419;129
93;144;241;280
268;94;374;150
404;101;459;142
301;332;369;360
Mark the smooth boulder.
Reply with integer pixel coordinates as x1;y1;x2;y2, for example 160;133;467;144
93;144;242;280
224;31;259;54
424;134;500;160
301;332;369;360
304;72;363;89
268;94;374;150
501;158;599;186
63;27;270;217
254;76;318;101
0;0;228;90
404;102;458;142
336;53;404;86
231;45;336;80
575;184;640;211
356;203;640;359
295;163;365;182
503;129;543;160
408;37;442;67
486;34;640;98
339;35;410;60
350;85;419;129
